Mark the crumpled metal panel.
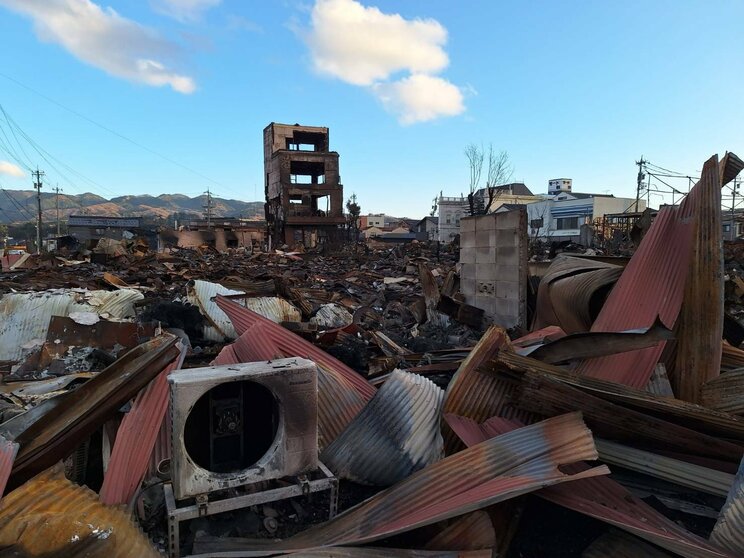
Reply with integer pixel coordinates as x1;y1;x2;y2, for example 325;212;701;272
441;326;533;454
256;413;608;553
0;288;144;361
446;413;733;558
215;294;375;400
209;322;366;449
424;511;496;551
575;206;694;388
321;370;443;486
703;369;744;415
188;280;301;342
533;256;623;334
0;434;18;498
0;464;158;557
99;344;186;505
722;343;744;372
674;155;725;402
310;304;354;329
4;335;180;490
582;530;674;558
711;456;744;555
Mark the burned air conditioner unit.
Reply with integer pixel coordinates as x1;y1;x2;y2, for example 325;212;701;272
168;358;319;500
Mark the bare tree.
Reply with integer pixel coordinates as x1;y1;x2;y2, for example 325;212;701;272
483;146;514;213
464;143;484;215
465;143;513;215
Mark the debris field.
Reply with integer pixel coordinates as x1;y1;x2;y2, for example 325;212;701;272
1;151;744;557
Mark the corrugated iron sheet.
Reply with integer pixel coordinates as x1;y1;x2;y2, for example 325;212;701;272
255;413;608;553
722;343;744;371
515;371;744;462
711;456;744;555
702;369;744;415
215;294;375;400
674;155;724;402
5;335;180;490
574;206;694;388
99;344;186;505
188;280;301;342
521;320;673;364
209;322;367;449
424;511;495;551
497;351;744;444
446;413;733;558
582;530;674;558
321;370;443;486
441;326;533;454
0;464;158;557
532;256;623;334
0;434;18;499
594;439;734;497
0;288;144;361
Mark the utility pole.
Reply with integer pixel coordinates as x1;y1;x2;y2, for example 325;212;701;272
54;185;61;236
635;156;646;213
32;168;44;254
203;188;213;229
732;176;740;241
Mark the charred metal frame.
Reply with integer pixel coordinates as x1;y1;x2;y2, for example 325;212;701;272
163;462;338;558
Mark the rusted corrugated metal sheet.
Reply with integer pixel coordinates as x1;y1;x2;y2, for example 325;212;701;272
674;155;724;402
322;370;443;486
521;320;673;364
532;256;623;334
447;413;733;558
512;325;566;347
582;530;674;558
441;326;533;454
0;288;144;361
0;464;158;557
575;206;694;388
5;335;180;490
254;413;608;553
499;351;744;447
722;343;744;371
515;371;744;462
711;456;744;555
594;439;734;497
209;321;367;449
216;294;375;400
702;369;744;415
0;434;18;499
188;280;301;342
424;511;496;551
99;344;186;505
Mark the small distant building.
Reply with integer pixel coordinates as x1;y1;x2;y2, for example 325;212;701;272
365;213;386;228
414;216;439;241
526;184;645;242
160;217;266;252
437;195;469;243
67;215;143;242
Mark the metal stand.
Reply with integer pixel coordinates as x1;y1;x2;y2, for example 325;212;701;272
164;462;338;558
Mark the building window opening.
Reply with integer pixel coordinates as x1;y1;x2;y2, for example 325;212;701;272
556;217;580;230
290;161;325;185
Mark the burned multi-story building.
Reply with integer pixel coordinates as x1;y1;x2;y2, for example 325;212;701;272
264;122;346;248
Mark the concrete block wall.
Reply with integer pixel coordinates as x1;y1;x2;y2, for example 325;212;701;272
459;209;527;328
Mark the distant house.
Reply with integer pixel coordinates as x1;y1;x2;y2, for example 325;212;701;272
414;216;439;241
437;196;469;243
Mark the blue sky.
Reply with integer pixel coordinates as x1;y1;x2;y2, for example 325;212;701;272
0;0;742;218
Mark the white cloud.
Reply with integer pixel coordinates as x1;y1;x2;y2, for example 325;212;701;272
152;0;221;22
373;74;464;124
303;0;465;124
306;0;448;86
0;161;25;178
0;0;196;93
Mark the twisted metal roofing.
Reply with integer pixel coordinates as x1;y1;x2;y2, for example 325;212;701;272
322;370;444;486
99;344;186;505
0;465;158;557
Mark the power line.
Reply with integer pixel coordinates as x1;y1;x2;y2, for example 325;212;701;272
0;187;35;221
0;71;230;191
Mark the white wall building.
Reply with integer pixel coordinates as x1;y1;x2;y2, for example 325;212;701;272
437;196;469;243
527;190;645;241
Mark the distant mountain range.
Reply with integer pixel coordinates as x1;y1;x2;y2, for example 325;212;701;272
0;190;265;223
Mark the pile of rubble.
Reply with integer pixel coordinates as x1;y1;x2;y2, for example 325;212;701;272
0;152;744;558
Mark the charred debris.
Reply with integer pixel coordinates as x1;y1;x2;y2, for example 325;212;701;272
0;151;743;558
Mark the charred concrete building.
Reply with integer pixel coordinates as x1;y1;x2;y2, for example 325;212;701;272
264;122;346;248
